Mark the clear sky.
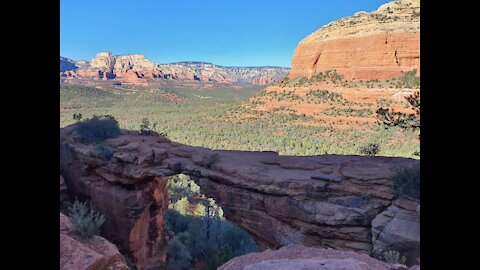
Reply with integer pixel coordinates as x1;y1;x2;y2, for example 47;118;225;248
60;0;390;67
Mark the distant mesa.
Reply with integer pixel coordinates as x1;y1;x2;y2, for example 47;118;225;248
60;52;290;85
289;0;420;81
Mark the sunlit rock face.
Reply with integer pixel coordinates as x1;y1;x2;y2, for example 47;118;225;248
60;124;419;268
60;213;131;270
289;0;420;81
60;53;290;85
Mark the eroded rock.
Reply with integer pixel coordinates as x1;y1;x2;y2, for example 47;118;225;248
60;124;419;263
289;0;420;81
60;213;130;270
372;198;420;266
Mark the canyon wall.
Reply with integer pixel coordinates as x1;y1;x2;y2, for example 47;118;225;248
289;0;420;81
60;125;420;268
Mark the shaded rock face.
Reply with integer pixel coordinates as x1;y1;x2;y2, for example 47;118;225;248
60;124;420;266
60;57;78;72
372;198;420;265
60;213;130;270
218;245;393;270
289;0;420;80
60;127;169;270
60;175;69;212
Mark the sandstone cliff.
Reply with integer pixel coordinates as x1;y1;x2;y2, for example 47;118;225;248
90;52;157;72
289;0;420;80
60;125;420;268
60;54;289;85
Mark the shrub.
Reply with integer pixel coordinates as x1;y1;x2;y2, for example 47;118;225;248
94;142;114;160
298;77;308;85
359;143;380;156
68;199;106;239
383;250;407;265
398;69;420;88
167;237;193;270
73;113;83;122
139;118;155;135
391;164;420;199
75;115;120;143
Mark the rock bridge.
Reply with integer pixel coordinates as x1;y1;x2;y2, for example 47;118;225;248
60;125;420;269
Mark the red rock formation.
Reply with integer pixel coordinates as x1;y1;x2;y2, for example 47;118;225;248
60;124;420;265
372;198;420;266
116;70;143;84
290;32;420;81
289;0;420;81
219;245;420;270
59;53;289;85
60;127;169;270
60;213;130;270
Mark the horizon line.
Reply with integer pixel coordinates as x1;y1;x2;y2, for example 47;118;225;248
60;54;291;69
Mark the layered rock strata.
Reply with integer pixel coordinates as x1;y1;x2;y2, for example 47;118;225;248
60;124;420;266
60;55;289;85
289;0;420;80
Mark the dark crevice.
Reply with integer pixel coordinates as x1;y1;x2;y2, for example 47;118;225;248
394;50;400;66
313;53;321;66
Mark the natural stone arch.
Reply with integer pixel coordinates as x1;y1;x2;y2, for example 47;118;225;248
60;125;419;269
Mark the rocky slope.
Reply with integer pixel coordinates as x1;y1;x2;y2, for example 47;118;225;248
289;0;420;81
60;213;130;270
60;57;78;72
60;52;289;85
60;124;420;268
219;245;419;270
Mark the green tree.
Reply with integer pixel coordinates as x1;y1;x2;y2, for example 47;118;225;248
376;91;420;130
167;237;193;270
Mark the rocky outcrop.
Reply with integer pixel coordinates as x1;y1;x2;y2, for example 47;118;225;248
60;213;130;270
60;124;420;266
60;54;289;85
90;52;157;72
158;62;290;85
372;198;420;266
60;127;169;270
219;245;419;270
289;0;420;80
60;57;78;72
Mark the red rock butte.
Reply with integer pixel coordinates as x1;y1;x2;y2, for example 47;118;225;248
289;0;420;81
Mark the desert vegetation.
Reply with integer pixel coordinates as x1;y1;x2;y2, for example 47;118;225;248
165;174;258;270
68;199;106;239
391;164;420;200
75;115;120;143
60;81;419;158
383;250;407;265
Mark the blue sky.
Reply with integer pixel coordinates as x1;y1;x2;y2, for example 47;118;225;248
60;0;389;67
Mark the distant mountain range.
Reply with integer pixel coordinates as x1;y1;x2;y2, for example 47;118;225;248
60;52;290;85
